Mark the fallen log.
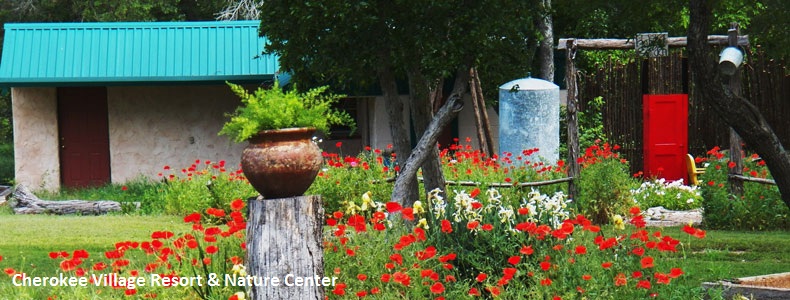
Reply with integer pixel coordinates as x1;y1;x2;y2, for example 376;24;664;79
9;185;121;215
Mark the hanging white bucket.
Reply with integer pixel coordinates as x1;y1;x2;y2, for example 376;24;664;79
718;47;743;75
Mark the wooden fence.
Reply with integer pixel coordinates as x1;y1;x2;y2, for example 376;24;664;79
577;49;788;174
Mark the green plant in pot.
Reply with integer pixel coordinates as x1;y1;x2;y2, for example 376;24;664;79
219;81;355;198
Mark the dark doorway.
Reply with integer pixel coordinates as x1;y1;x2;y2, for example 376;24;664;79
57;87;111;188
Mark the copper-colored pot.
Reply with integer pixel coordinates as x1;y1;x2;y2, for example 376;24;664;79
241;127;323;199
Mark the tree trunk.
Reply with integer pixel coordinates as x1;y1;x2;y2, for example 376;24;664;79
536;0;554;82
688;0;790;208
246;195;325;300
407;66;446;199
392;68;469;207
9;185;121;215
378;53;419;202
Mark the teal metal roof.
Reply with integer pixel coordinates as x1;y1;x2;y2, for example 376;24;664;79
0;21;279;86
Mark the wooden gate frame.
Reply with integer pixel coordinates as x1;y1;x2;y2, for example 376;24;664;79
557;31;749;197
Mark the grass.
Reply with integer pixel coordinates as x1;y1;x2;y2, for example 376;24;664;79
0;213;190;277
658;227;790;287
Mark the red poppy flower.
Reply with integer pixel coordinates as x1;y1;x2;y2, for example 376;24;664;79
476;273;487;282
386;202;402;213
640;256;654;269
183;213;201;223
467;221;480;230
401;207;414;221
540;278;553;286
206;245;218;254
669;268;684;278
601;262;613;269
482;224;494;231
508;256;522;265
637;280;652;289
469;287;481;296
540;261;551;271
614;273;627;286
430;282;445;294
441;220;453;233
230;199;245;211
575;245;587;255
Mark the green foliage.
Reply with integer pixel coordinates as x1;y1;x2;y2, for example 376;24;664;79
219;82;355;143
575;141;639;224
699;149;789;230
0;143;13;185
560;96;607;156
307;150;395;215
258;1;537;100
631;178;704;210
158;160;256;215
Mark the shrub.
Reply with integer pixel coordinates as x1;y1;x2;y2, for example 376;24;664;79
575;141;639;224
307;146;396;214
699;147;789;230
158;160;256;215
631;178;703;210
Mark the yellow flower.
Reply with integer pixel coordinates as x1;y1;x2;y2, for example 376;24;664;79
612;215;625;230
232;264;247;277
416;218;429;229
360;191;374;211
344;200;360;215
413;201;425;214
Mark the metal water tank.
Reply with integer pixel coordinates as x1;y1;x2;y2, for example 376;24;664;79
498;76;560;165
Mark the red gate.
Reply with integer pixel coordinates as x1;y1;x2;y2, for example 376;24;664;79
643;94;688;183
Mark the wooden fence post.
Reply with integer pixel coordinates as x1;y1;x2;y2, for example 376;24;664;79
726;23;744;196
565;39;580;199
246;195;326;300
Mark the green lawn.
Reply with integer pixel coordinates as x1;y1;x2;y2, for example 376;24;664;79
0;214;190;277
658;227;790;287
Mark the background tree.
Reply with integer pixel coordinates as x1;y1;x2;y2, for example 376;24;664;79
687;0;790;208
258;1;537;205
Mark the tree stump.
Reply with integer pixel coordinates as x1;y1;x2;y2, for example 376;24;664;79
9;185;121;215
246;195;325;300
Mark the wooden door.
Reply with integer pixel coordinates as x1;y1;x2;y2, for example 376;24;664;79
643;94;689;183
57;87;111;188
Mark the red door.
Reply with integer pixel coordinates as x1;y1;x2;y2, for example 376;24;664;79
643;94;688;183
58;87;111;188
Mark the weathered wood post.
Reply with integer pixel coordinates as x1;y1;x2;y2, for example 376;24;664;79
726;23;745;196
564;39;581;199
246;195;325;300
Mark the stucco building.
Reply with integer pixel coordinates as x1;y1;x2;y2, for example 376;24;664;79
0;21;498;191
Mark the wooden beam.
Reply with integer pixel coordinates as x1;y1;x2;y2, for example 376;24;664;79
728;174;777;185
557;35;749;50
